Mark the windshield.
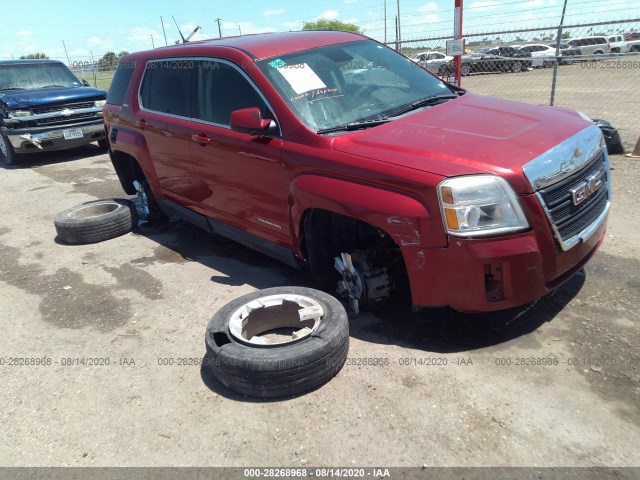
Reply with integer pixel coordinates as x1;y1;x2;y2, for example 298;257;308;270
0;63;82;91
256;40;454;132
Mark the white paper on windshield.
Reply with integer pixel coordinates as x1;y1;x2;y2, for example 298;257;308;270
276;63;327;95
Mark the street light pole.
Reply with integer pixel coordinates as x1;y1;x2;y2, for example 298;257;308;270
216;18;222;38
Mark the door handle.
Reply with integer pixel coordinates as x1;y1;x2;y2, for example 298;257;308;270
136;119;148;129
191;133;211;145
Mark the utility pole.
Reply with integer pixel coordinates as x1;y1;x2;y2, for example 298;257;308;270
161;16;168;46
384;0;387;44
151;35;155;48
216;18;222;38
62;40;71;66
238;25;242;36
396;0;401;52
395;16;399;51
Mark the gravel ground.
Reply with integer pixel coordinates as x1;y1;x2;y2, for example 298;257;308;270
0;130;638;470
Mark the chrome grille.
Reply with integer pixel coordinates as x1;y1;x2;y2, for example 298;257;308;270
538;150;609;244
31;101;94;114
36;112;96;126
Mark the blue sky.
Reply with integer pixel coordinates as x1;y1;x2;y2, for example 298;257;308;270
1;0;638;62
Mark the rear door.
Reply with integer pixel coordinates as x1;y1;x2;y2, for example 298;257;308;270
137;59;205;203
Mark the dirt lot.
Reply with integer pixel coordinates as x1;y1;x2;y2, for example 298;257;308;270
1;134;639;472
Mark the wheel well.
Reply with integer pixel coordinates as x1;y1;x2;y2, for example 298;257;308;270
301;209;406;286
110;151;146;195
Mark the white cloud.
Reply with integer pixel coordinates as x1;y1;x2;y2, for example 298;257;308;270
16;30;32;37
344;0;357;3
264;9;286;16
417;2;443;24
127;26;163;49
316;10;340;20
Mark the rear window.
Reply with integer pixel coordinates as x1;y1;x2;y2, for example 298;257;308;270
106;62;135;106
139;60;197;117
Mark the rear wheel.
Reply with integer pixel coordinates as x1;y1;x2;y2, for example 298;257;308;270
460;64;471;76
0;133;17;165
511;61;523;73
631;45;640;53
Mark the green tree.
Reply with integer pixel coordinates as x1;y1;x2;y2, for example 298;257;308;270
117;51;129;58
20;53;49;59
302;19;362;34
99;51;118;70
561;31;571;39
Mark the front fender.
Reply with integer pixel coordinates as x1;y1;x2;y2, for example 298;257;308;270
290;174;442;257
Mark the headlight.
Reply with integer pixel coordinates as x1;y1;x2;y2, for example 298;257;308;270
8;110;31;118
438;175;529;237
94;100;106;107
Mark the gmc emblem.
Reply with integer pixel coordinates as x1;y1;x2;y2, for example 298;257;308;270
571;169;605;206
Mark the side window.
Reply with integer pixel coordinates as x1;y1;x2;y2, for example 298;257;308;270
140;60;197;117
107;62;135;106
198;61;269;125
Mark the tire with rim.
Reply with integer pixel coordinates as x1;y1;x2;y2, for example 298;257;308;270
54;198;137;244
0;133;17;165
460;64;471;76
511;62;523;73
205;287;349;398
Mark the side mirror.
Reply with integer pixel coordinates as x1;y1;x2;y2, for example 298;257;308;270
81;79;90;86
230;107;277;136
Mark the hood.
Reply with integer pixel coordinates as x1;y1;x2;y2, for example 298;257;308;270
0;86;106;109
332;92;592;194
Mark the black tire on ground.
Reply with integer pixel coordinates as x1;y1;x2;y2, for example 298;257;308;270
0;133;17;165
54;198;137;244
511;62;523;73
460;64;471;76
97;139;109;150
205;287;349;398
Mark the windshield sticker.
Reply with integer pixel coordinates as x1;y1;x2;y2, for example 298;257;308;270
290;88;341;103
269;59;286;68
275;63;327;95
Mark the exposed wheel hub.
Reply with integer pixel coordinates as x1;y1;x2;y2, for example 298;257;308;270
334;251;391;314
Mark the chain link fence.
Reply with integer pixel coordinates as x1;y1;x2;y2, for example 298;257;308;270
398;18;640;149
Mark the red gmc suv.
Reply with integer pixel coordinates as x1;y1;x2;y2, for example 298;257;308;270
104;31;610;313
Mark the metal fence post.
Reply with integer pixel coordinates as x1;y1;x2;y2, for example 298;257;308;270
550;0;568;106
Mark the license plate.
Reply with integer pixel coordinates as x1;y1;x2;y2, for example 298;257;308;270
63;128;83;140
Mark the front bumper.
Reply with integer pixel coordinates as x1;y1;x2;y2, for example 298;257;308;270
405;200;607;312
2;119;105;153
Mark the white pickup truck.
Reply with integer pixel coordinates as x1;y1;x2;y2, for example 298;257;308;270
609;33;640;54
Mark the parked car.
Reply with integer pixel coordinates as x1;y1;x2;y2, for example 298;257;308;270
565;36;611;57
608;34;640;53
104;31;610;313
547;43;580;64
460;46;530;75
0;59;107;165
411;51;453;75
515;44;557;67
